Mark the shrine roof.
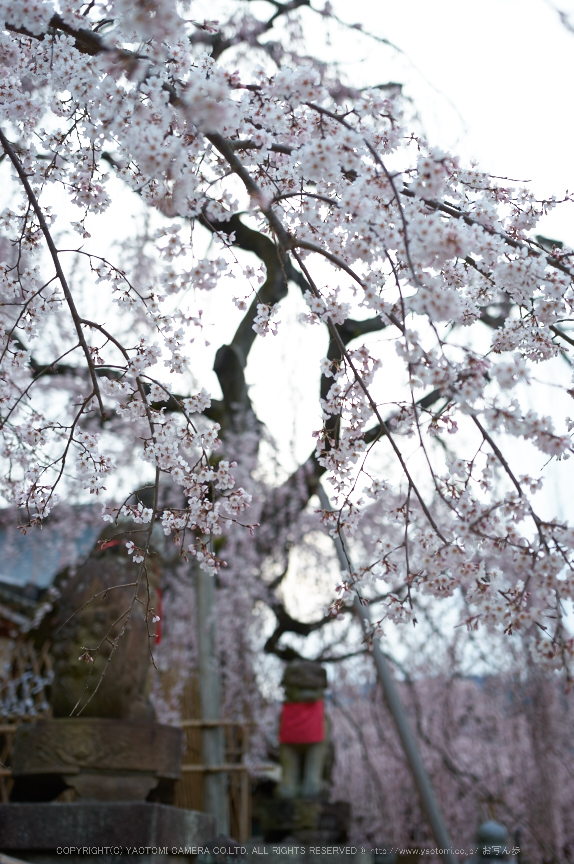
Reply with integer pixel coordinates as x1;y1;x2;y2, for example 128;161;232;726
0;506;100;594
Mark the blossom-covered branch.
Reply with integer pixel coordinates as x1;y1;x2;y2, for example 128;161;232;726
0;0;573;677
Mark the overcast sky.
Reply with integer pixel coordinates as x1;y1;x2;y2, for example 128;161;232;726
328;0;574;242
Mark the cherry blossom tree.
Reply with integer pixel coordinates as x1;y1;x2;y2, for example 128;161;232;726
4;1;574;855
2;0;574;721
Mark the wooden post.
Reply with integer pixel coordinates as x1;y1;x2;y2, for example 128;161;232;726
239;725;250;842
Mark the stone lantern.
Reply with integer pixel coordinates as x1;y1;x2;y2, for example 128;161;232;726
0;535;214;862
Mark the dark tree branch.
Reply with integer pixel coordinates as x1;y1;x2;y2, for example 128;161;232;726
256;386;446;561
551;324;574;348
7;13;123;56
320;315;390;451
263;597;334;660
402;185;574;279
191;0;311;61
200;211;294;434
20;346;229;424
200;212;292;366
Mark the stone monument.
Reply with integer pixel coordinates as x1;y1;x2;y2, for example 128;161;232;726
260;659;350;844
276;659;329;800
1;533;215;862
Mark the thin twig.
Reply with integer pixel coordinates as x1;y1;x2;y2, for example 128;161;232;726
0;129;107;420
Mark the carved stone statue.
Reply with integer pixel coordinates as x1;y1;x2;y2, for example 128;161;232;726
49;540;158;720
277;659;329;800
11;534;183;803
259;659;349;843
3;524;214;860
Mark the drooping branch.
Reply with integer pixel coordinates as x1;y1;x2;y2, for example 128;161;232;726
191;0;312;62
256;386;446;562
0;129;107;421
401;185;574;279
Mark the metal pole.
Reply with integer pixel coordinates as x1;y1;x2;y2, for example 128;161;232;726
317;484;457;864
195;564;230;835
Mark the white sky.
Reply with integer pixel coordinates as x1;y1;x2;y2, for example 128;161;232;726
8;0;574;511
329;0;574;241
244;0;574;481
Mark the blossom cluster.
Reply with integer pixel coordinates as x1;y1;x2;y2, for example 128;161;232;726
0;0;573;666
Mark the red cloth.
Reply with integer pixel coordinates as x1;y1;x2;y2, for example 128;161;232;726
279;700;325;743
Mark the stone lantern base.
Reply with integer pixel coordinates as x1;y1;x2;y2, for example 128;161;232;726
11;718;182;803
4;718;215;862
0;801;215;864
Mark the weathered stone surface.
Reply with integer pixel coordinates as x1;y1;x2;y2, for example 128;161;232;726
11;718;183;802
260;800;350;844
0;802;215;849
13;718;183;778
48;547;160;721
61;772;159;801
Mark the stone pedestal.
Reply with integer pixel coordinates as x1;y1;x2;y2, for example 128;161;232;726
259;799;350;844
11;718;183;802
0;802;215;864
